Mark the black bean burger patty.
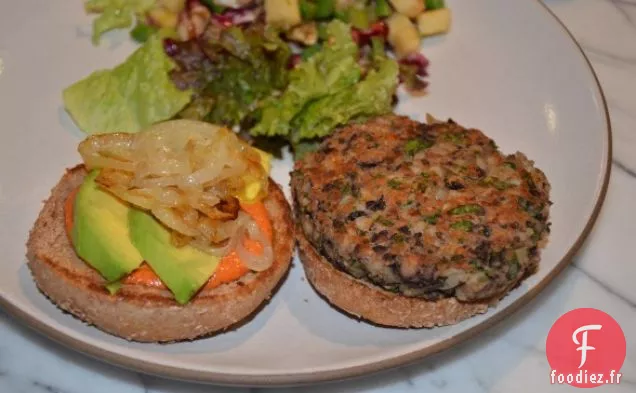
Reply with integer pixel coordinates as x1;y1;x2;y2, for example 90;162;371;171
291;115;551;302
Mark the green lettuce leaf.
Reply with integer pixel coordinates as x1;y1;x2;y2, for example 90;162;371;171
291;57;399;143
250;20;361;137
63;33;192;134
85;0;155;45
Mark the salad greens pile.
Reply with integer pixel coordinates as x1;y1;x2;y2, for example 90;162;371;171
64;0;419;157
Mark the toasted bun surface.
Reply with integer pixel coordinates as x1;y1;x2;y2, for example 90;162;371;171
297;229;491;328
26;165;295;342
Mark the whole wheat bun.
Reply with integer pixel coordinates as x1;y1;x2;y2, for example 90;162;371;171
26;165;295;342
296;229;492;328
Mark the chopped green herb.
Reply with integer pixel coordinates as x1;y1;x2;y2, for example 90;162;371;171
481;176;514;190
443;132;466;144
469;259;484;271
451;220;473;232
424;213;440;225
420;172;430;178
387;179;402;189
376;216;394;226
391;233;406;243
404;139;433;157
503;161;517;170
489;139;498;149
417;181;428;193
341;183;352;195
494;180;514;190
517;197;531;212
449;204;485;216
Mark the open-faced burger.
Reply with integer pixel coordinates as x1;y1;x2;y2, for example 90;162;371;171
26;120;294;342
291;114;551;327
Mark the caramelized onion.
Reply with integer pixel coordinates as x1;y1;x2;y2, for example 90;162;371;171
235;218;273;271
78;120;272;270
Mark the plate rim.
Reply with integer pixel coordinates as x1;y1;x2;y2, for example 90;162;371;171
0;0;613;387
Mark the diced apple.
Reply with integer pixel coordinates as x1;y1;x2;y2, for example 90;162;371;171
287;22;319;45
266;0;302;29
388;0;424;18
387;13;421;57
416;8;451;37
148;7;179;29
159;0;186;13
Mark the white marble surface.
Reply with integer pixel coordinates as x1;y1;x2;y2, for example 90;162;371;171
1;0;635;392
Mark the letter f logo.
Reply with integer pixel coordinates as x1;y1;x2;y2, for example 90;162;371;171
572;324;602;368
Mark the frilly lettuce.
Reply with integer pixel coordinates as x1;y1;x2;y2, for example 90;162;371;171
292;58;399;143
249;20;361;137
248;20;399;154
62;33;192;134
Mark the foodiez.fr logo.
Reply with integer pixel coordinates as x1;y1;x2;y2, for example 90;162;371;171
546;308;626;388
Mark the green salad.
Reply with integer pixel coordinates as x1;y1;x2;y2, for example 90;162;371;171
64;0;451;156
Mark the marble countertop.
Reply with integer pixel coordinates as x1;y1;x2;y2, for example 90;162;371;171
2;0;635;392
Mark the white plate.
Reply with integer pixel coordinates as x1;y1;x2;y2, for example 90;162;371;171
0;0;610;387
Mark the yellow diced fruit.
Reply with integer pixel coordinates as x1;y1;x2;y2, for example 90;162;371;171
148;7;179;29
287;22;318;46
266;0;302;30
387;13;421;57
416;8;452;37
388;0;425;18
159;0;186;13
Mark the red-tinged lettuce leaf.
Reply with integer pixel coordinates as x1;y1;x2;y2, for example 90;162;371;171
167;22;291;127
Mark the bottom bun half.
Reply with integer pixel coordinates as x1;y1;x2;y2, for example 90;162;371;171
26;165;295;342
296;229;491;328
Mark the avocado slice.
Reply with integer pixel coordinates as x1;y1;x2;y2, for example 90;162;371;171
71;170;144;282
128;209;221;304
